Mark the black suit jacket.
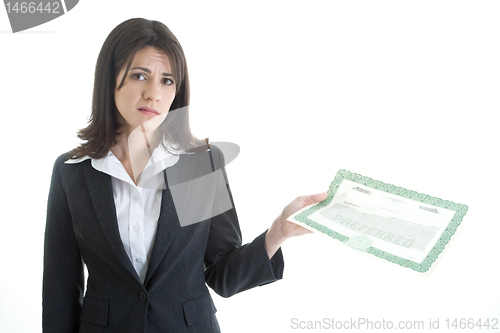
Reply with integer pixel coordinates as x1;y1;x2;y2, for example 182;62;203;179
43;145;284;333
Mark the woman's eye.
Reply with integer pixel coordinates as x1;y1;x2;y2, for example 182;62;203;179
132;73;146;80
163;77;174;85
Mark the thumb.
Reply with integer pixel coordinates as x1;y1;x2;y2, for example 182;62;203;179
304;192;328;205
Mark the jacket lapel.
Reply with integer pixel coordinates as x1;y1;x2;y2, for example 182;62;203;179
144;153;200;285
82;161;142;286
143;183;181;285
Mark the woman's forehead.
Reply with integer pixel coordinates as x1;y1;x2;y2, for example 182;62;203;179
130;46;172;67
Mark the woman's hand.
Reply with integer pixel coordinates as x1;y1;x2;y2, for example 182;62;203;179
265;192;328;258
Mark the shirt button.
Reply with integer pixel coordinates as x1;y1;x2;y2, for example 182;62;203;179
134;225;140;232
133;196;139;201
136;258;142;263
139;293;148;302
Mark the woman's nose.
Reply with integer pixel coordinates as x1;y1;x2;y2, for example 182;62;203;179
143;81;161;101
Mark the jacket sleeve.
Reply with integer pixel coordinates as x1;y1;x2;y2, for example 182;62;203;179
204;146;284;298
42;154;84;332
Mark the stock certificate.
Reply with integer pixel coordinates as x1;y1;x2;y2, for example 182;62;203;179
288;170;468;272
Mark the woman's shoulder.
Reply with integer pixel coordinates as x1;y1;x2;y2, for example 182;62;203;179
52;152;72;167
50;152;91;181
53;152;90;167
208;143;239;170
209;143;222;156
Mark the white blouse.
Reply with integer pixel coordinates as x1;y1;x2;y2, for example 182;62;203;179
65;144;185;283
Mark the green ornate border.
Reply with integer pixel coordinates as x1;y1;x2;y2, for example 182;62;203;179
294;169;469;273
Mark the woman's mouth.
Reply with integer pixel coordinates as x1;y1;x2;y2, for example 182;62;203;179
138;106;159;117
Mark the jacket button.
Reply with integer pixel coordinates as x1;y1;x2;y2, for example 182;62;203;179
139;293;148;302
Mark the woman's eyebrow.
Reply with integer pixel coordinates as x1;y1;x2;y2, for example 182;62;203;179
130;67;173;76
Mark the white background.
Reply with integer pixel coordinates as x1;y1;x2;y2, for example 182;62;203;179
1;1;499;332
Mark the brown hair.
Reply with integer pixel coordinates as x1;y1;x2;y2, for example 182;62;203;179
69;18;204;159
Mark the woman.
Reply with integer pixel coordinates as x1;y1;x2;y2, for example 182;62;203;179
43;18;326;333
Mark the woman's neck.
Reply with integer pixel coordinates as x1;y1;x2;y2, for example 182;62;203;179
111;128;161;185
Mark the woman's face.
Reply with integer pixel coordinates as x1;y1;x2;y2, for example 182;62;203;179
114;46;176;135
